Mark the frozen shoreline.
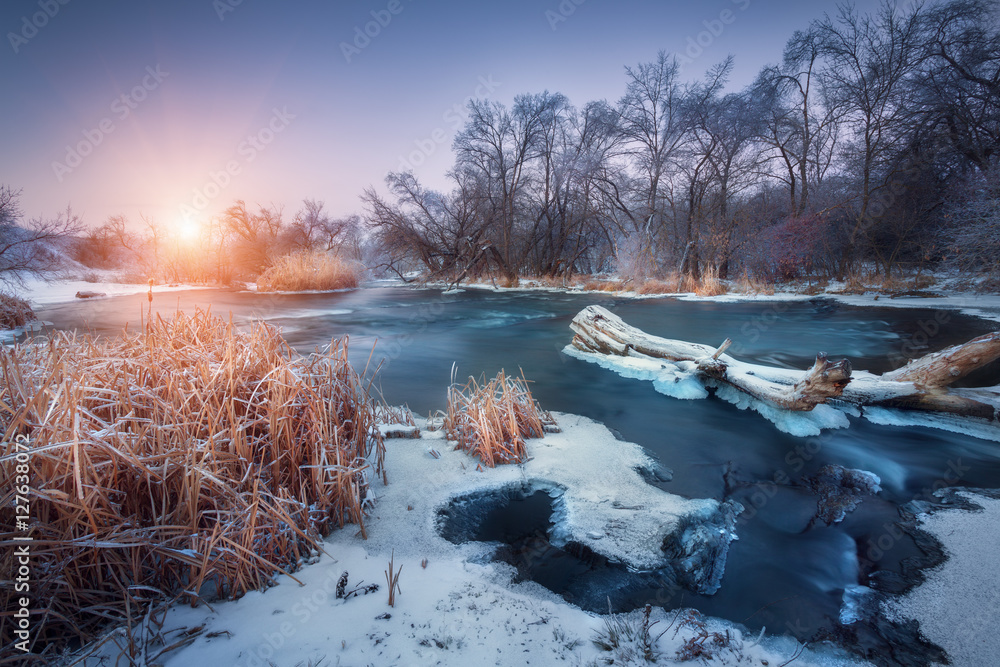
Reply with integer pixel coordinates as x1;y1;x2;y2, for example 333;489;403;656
70;414;866;667
424;277;1000;325
883;490;1000;667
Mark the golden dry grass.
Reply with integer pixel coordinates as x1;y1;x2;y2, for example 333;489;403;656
444;370;556;467
256;250;362;292
732;272;775;296
692;266;726;296
636;280;676;295
0;309;384;653
0;291;36;329
582;279;627;292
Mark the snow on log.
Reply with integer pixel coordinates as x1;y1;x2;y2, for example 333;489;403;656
568;305;1000;435
571;305;853;411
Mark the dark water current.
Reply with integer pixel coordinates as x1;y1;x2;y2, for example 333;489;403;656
33;285;1000;661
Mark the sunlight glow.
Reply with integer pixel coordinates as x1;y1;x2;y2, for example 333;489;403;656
177;218;201;241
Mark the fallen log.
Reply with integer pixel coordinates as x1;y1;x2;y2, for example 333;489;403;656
569;305;999;428
881;331;1000;387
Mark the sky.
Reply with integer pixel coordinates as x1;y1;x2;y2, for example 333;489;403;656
0;0;884;234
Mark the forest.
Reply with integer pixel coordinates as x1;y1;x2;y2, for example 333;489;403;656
1;0;998;294
363;0;1000;289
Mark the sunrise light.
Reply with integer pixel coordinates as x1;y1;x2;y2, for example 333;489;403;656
177;217;200;241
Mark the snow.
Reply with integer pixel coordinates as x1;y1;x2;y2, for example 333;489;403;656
883;491;1000;666
366;412;735;574
70;412;866;667
9;273;209;307
712;383;851;437
564;344;852;437
428;276;1000;326
861;406;1000;443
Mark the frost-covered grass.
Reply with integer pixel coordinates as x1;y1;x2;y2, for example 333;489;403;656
255;250;362;292
444;369;556;467
0;309;384;655
0;290;36;329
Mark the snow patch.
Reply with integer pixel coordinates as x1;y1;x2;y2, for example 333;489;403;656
884;491;1000;666
862;406;1000;443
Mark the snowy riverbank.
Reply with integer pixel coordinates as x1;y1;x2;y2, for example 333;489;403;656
69;414;866;667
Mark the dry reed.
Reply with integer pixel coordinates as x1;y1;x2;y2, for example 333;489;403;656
0;308;384;655
0;291;36;329
636;280;675;295
256;250;362;292
692;266;726;296
732;271;775;296
444;370;556;467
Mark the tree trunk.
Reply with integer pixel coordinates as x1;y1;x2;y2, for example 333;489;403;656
570;305;999;423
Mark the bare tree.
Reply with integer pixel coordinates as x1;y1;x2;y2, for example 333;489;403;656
222;201;284;277
918;0;1000;172
813;1;926;272
756;28;843;216
616;51;689;272
454;92;566;280
0;186;84;285
362;170;490;281
289;199;359;253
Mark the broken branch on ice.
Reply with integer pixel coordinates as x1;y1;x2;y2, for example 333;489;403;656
568;305;999;431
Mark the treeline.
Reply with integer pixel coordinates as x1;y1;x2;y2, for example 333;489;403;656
73;199;367;284
1;183;371;286
363;0;1000;286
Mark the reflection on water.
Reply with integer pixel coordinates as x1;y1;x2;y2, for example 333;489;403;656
34;285;1000;641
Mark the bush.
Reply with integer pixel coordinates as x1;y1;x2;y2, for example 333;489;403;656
0;309;384;653
256;250;363;292
444;370;556;467
0;291;35;329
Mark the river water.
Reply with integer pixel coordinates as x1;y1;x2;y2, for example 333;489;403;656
34;285;1000;653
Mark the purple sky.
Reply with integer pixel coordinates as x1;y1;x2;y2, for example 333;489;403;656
0;0;883;233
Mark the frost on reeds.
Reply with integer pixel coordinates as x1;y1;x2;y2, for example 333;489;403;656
444;369;557;467
0;308;384;653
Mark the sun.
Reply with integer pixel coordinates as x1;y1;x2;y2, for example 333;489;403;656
178;218;201;241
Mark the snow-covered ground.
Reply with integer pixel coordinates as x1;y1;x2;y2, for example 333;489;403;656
437;276;1000;325
71;415;865;667
883;491;1000;666
8;273;210;307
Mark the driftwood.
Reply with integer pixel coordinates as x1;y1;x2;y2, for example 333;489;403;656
570;305;1000;423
